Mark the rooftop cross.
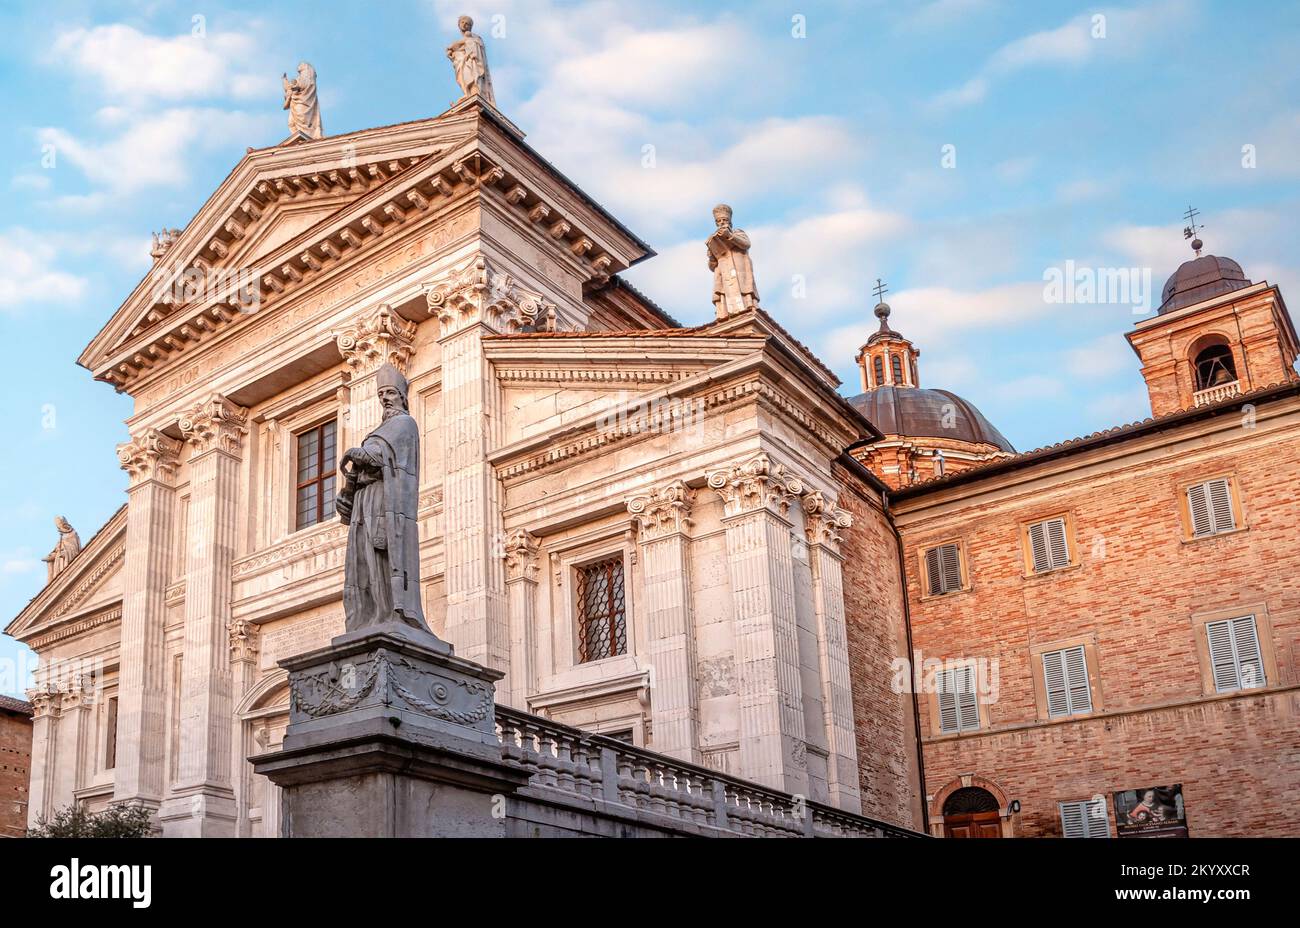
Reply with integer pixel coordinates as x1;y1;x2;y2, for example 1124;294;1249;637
873;277;889;304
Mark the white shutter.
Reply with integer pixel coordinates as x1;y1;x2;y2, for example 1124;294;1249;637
1206;619;1241;691
1187;483;1213;536
1060;798;1110;838
1042;650;1070;717
937;668;960;733
1028;518;1070;571
1064;645;1093;714
1231;616;1265;690
925;547;944;596
956;664;980;731
1207;479;1236;533
1028;521;1051;573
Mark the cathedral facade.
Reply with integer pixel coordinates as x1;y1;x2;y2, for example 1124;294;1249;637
8;62;1299;839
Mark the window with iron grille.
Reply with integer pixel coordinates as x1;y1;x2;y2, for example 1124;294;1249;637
1059;797;1110;838
1026;517;1071;573
1187;478;1236;537
577;556;627;663
1041;645;1093;718
295;420;337;531
1206;616;1265;692
924;542;964;596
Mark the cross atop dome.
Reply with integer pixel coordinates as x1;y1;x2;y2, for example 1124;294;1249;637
1182;205;1205;257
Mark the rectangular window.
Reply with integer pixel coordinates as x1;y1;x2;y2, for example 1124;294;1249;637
1059;797;1110;838
924;543;964;596
1187;478;1236;537
577;556;627;663
105;696;118;771
295;420;337;531
1206;616;1266;692
1026;517;1071;573
936;664;980;734
1041;645;1092;718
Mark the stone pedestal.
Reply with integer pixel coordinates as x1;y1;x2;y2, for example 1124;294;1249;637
251;626;529;837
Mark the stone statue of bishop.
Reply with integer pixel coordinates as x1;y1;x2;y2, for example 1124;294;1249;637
283;61;323;140
43;516;81;582
707;204;760;320
446;15;496;106
335;364;433;639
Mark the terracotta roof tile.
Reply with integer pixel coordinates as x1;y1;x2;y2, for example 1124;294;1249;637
0;694;33;716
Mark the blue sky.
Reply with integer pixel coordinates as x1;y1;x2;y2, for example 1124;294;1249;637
2;0;1298;694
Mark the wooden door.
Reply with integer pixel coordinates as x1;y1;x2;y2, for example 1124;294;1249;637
944;810;1002;838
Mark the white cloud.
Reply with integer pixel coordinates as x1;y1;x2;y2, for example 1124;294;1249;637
51;25;271;102
39;108;273;200
0;229;87;311
1064;333;1136;379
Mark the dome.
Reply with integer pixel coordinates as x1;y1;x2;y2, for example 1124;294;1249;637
1159;254;1251;314
848;385;1015;452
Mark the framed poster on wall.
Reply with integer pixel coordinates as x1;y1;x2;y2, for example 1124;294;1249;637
1113;785;1188;837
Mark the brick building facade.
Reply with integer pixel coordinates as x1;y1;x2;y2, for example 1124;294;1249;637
0;696;33;838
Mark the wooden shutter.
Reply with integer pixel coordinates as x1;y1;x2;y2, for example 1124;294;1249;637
926;543;963;595
1207;479;1236;533
1060;798;1110;838
1028;518;1070;572
925;547;944;596
1064;645;1093;713
937;665;979;733
937;669;960;733
1189;479;1235;536
1042;649;1070;717
1208;616;1265;691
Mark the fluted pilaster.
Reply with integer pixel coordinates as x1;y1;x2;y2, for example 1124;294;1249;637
502;529;540;709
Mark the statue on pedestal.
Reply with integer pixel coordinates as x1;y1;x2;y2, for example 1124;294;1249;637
706;204;760;320
43;516;81;582
446;15;496;106
335;364;430;636
283;61;323;140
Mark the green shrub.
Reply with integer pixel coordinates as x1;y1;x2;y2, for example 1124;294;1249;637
27;803;155;838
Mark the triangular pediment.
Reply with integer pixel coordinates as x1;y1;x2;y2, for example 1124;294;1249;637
80;112;484;378
5;506;127;643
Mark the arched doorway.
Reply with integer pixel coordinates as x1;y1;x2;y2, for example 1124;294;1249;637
942;787;1003;838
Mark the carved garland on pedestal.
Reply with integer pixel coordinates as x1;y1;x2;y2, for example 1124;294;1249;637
290;649;493;724
424;254;563;336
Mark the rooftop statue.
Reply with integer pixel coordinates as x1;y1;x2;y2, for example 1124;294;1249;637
446;15;496;106
707;204;760;320
43;516;81;582
283;61;323;140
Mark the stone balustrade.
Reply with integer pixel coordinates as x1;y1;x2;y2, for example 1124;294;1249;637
494;706;920;838
1193;380;1241;407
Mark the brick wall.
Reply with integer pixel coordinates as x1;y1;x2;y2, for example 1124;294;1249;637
835;463;924;831
893;399;1300;837
0;707;32;838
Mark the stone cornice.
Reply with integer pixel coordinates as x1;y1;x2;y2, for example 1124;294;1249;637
25;606;122;651
231;522;347;580
118;428;183;487
179;393;250;456
333;303;417;376
627;480;695;540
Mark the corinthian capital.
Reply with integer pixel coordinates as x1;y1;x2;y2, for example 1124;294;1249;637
424;254;559;336
706;452;804;518
180;394;249;456
334;303;417;377
502;529;541;582
118;428;183;486
627;479;695;540
802;491;852;551
25;684;63;719
228;618;260;663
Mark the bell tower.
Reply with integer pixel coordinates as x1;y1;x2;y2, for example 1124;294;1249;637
1126;214;1299;418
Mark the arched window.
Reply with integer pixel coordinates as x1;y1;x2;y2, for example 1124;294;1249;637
873;355;884;387
1194;343;1237;391
891;353;904;384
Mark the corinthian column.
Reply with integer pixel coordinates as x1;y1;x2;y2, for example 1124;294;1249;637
627;480;700;762
802;492;862;813
707;453;808;796
113;427;182;811
502;529;540;710
24;685;63;828
163;394;247;837
228;618;260;836
334;303;417;444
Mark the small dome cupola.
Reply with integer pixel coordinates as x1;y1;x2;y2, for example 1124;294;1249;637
855;279;920;392
1159;209;1252;314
